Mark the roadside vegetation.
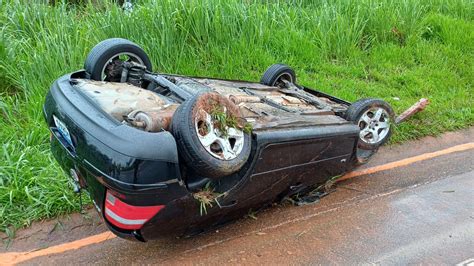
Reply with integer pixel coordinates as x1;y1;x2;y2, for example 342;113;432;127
0;0;472;235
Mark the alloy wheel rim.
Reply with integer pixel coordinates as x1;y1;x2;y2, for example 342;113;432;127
195;111;245;160
358;107;390;144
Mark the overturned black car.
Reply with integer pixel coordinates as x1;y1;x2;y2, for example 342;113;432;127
43;38;394;241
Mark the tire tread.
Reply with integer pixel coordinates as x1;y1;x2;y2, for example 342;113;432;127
260;64;296;86
84;38;152;80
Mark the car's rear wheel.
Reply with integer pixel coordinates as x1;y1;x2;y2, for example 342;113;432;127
84;38;152;81
260;64;296;87
171;92;252;179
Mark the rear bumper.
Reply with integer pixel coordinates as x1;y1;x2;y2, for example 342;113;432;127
104;219;144;242
44;72;190;237
44;71;186;187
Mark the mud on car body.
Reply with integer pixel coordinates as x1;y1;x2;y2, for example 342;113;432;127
43;38;394;241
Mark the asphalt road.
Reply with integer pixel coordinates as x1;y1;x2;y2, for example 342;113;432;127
2;128;473;265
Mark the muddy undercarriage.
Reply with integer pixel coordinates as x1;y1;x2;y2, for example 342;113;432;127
74;75;350;134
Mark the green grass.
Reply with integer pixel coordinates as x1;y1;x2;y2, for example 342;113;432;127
0;0;472;234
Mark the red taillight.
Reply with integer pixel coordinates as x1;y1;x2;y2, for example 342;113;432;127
104;191;164;230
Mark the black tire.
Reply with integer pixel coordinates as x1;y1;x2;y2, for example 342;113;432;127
84;38;152;81
171;93;252;179
346;98;394;150
260;64;296;86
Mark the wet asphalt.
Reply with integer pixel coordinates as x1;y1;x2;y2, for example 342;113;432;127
3;128;474;265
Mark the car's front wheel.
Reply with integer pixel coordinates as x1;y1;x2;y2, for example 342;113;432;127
346;98;394;163
260;64;296;87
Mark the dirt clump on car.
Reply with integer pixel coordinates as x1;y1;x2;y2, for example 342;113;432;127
193;92;246;135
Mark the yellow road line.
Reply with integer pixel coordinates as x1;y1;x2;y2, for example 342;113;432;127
338;142;474;181
1;142;473;265
0;232;116;265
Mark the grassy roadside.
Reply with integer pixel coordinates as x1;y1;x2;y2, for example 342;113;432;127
0;0;472;235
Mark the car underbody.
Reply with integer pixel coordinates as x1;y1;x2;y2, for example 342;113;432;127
75;75;350;133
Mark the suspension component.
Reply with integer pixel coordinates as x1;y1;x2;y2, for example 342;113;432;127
121;61;146;87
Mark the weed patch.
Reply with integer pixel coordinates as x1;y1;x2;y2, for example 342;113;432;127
193;183;223;215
